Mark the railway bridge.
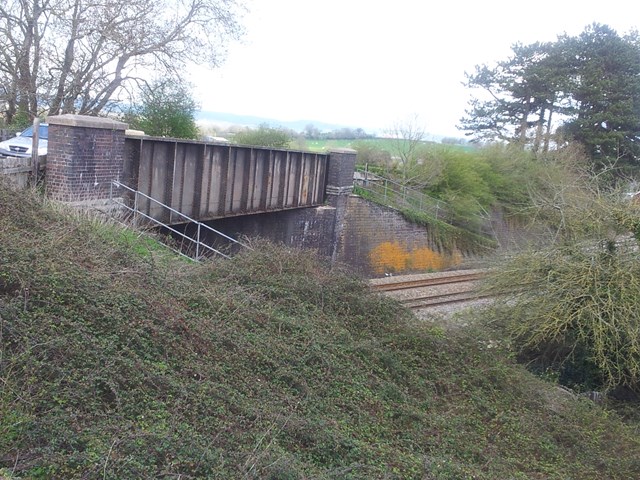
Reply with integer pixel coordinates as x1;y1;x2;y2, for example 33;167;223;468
122;134;333;225
43;114;356;261
45;115;354;221
36;114;470;277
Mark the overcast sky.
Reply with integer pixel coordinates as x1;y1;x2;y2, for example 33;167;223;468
191;0;639;139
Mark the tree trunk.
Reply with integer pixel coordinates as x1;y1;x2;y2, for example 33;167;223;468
543;103;555;153
518;96;532;146
533;105;546;153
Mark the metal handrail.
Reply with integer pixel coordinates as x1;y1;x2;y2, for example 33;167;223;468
110;180;250;260
354;165;449;220
353;166;497;240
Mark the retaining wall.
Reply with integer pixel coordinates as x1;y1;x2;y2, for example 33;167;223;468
336;195;464;277
195;205;338;257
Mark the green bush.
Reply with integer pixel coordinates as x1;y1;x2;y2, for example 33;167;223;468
124;79;200;139
233;123;292;148
484;189;640;392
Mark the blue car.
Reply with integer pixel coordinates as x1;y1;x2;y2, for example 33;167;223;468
0;124;48;157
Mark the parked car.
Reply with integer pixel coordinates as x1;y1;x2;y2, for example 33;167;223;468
0;123;48;157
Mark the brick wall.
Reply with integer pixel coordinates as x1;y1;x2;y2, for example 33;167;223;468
336;195;464;277
46;115;127;202
325;148;357;197
199;195;465;278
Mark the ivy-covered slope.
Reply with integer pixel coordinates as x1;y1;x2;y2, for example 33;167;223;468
1;181;639;479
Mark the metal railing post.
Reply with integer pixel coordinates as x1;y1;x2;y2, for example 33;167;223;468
31;118;40;184
133;190;139;227
196;223;201;260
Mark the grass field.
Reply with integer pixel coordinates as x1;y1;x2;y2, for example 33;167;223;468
301;137;435;152
304;139;357;151
301;137;476;154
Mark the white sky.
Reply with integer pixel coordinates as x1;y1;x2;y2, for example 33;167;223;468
191;0;639;138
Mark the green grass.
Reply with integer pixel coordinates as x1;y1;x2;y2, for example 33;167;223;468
303;137;472;153
304;139;356;151
1;181;639;479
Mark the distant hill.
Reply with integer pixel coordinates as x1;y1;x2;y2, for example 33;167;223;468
196;110;360;133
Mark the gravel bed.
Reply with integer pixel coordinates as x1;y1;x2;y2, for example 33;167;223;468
370;268;486;302
370;269;495;321
413;297;497;321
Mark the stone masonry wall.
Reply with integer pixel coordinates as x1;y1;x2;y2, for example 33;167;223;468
203;194;464;278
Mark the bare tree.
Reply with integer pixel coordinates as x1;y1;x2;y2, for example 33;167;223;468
385;114;435;186
0;0;51;124
0;0;245;123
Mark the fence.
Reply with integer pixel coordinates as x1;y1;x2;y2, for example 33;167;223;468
352;164;498;241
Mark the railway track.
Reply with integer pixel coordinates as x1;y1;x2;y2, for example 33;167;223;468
371;269;487;310
372;272;483;292
400;291;492;310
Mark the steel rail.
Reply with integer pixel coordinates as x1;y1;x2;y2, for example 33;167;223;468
371;272;484;292
402;293;493;310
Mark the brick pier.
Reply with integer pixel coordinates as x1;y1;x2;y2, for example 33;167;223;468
46;115;127;203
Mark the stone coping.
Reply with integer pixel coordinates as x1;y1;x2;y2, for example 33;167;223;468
47;114;128;131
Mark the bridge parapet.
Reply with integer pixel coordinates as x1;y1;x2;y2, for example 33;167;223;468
43;114;354;224
124;136;332;224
